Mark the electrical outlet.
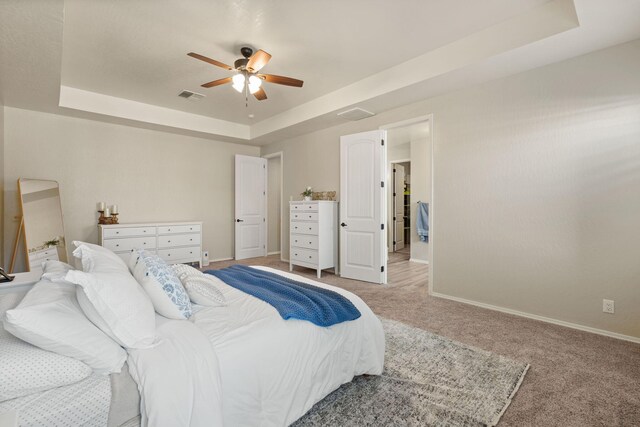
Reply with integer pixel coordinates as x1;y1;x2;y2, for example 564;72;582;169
603;299;615;314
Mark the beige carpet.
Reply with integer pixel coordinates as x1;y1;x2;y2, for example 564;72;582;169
207;254;640;426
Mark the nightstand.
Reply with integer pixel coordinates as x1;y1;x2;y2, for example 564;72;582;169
0;271;40;295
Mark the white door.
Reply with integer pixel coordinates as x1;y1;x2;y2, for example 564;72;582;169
393;164;405;251
340;130;387;284
235;155;267;260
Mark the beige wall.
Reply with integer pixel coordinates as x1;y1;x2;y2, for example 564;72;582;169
0;105;4;264
2;107;259;269
262;39;640;339
267;155;281;254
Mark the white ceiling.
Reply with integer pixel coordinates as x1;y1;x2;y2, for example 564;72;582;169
1;0;640;145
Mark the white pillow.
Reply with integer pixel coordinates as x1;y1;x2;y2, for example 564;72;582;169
66;244;157;349
0;331;92;402
171;264;226;307
132;250;192;319
72;240;128;273
4;266;127;374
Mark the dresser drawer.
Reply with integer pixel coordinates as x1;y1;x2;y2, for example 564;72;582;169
291;248;318;264
103;236;156;252
116;249;156;264
103;227;155;239
291;234;318;250
29;248;58;260
291;222;318;235
158;234;201;248
290;203;318;213
291;212;318;222
158;224;201;235
157;246;200;262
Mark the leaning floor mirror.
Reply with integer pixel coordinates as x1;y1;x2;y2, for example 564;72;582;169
17;178;68;274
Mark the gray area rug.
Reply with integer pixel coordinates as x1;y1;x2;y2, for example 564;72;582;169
293;318;530;427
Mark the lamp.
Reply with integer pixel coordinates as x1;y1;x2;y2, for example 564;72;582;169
231;72;262;94
248;75;262;94
232;73;245;93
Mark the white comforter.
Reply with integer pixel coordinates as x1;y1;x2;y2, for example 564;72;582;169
128;266;385;427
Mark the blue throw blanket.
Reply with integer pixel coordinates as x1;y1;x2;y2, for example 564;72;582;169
205;265;361;327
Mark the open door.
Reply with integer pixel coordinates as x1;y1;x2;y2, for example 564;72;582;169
340;130;387;284
235;155;267;260
393;164;405;251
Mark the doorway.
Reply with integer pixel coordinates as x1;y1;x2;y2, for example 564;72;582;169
391;161;411;259
264;152;283;259
382;117;431;265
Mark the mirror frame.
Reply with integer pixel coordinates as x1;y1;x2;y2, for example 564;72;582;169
17;178;68;272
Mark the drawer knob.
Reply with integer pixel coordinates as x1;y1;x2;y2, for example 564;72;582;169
190;251;193;254
143;242;146;245
168;254;171;256
168;240;171;243
309;241;312;244
308;256;312;259
168;229;171;231
189;239;192;241
143;230;147;233
116;231;119;234
116;244;119;247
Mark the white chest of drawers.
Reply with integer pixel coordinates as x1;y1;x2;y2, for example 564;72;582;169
289;201;338;278
99;222;202;267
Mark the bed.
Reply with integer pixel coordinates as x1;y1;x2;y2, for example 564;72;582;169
1;260;385;427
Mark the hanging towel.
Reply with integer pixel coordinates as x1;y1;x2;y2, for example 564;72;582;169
417;202;429;242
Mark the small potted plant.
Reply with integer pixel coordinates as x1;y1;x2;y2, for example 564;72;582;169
301;186;313;201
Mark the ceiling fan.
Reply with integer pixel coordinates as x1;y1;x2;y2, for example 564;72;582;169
187;47;303;102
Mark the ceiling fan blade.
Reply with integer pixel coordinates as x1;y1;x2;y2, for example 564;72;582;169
246;49;272;72
253;87;267;101
187;52;233;71
258;74;304;87
201;77;233;88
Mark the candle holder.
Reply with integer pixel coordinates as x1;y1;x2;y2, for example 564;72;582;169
98;211;119;225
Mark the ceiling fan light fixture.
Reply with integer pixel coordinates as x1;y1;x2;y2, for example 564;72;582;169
232;73;245;93
248;75;262;94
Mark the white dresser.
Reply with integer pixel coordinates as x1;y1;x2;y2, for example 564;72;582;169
99;222;203;267
289;201;338;278
28;247;60;275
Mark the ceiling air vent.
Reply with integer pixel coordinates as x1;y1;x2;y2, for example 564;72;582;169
178;90;205;101
337;107;375;121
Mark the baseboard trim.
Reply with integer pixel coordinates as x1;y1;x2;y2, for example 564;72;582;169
431;291;640;344
409;258;429;265
210;257;233;263
267;251;281;256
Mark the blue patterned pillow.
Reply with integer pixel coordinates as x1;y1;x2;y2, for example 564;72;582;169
131;250;192;319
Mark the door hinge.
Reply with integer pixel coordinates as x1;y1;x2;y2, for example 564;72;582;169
393;241;396;245
393;216;396;221
381;224;384;230
263;218;265;222
393;168;396;172
393;192;396;197
381;181;384;188
381;139;385;146
381;266;385;273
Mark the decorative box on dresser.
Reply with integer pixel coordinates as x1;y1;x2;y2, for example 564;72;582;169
289;201;338;278
99;222;203;267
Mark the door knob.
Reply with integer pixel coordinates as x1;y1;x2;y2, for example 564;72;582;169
340;222;347;227
236;219;244;222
